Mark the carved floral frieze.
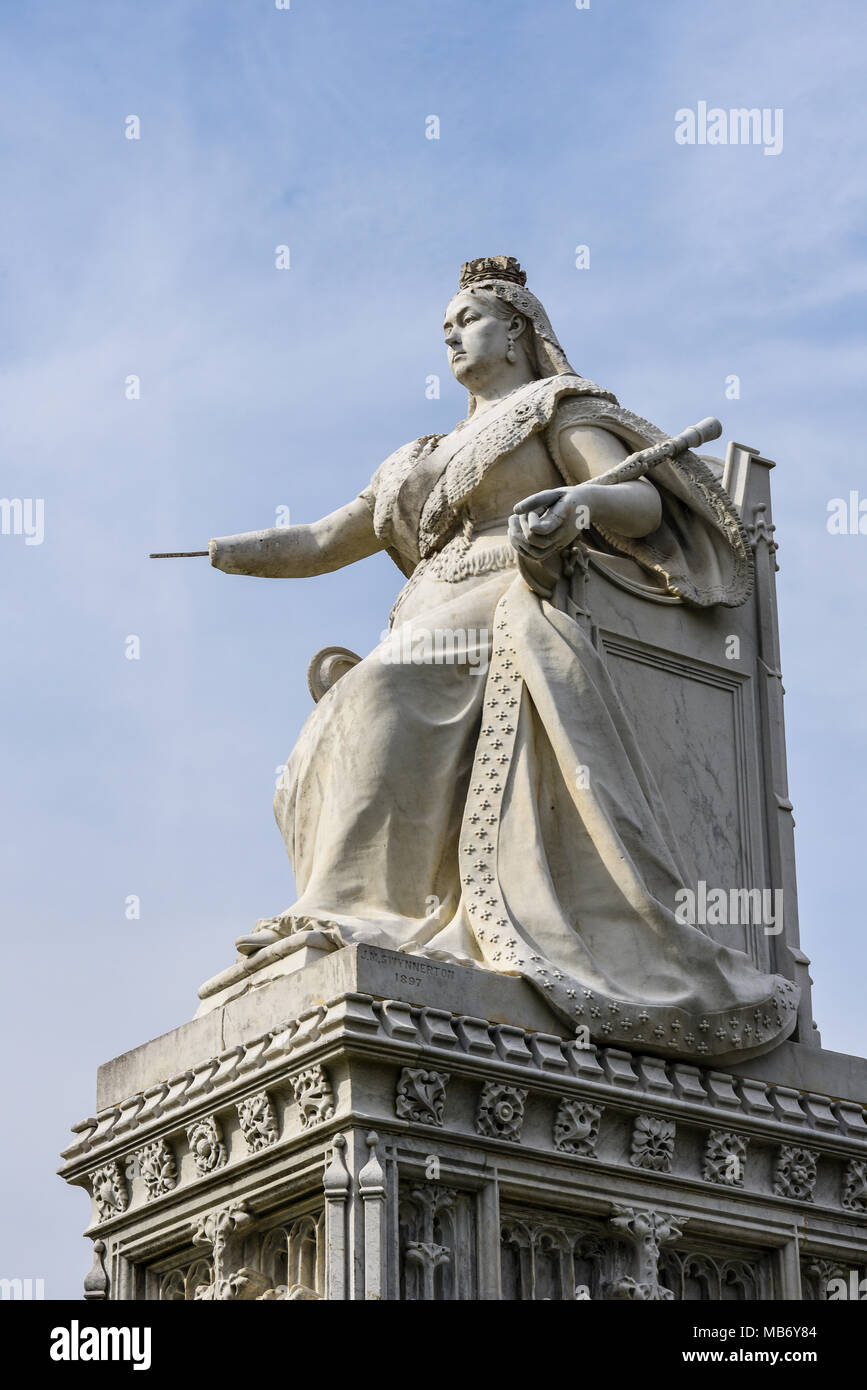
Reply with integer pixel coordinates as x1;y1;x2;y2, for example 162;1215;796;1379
774;1145;817;1202
476;1081;527;1142
703;1130;749;1187
291;1065;335;1128
186;1115;228;1177
842;1158;867;1213
553;1098;602;1156
236;1092;279;1152
62;995;867;1183
630;1114;675;1172
90;1160;129;1223
137;1139;178;1201
395;1068;449;1126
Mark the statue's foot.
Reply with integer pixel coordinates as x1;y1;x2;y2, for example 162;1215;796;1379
235;927;282;957
234;913;395;960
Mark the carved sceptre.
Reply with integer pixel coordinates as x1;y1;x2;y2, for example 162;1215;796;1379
590;415;722;488
149;550;209;559
517;415;723;597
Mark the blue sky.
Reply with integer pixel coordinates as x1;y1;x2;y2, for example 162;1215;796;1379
2;0;866;1297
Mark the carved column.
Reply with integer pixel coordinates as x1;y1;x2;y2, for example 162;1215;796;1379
775;1230;803;1301
606;1204;686;1300
726;442;817;1044
191;1199;269;1300
323;1133;350;1301
358;1131;388;1300
477;1175;502;1300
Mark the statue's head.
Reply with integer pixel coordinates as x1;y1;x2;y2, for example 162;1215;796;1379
444;256;578;414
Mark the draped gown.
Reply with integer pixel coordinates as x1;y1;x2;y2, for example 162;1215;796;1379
267;373;799;1064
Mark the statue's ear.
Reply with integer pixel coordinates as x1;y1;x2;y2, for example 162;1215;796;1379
509;312;528;340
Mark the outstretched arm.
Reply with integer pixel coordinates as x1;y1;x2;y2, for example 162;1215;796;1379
209;497;383;578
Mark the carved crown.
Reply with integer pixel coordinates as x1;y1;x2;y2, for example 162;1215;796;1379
459;255;527;289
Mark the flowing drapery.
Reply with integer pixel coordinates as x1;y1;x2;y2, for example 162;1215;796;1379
269;376;798;1062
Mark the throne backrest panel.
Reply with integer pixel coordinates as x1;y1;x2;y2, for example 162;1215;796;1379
578;443;813;1040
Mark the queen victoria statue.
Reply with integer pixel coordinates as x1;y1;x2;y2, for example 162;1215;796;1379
204;256;799;1066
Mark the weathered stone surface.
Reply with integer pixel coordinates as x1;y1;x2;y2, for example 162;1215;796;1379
191;260;809;1065
61;946;867;1301
97;945;563;1108
63;261;866;1301
75;948;867;1170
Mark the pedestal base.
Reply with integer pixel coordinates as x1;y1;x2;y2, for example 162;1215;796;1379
59;946;867;1300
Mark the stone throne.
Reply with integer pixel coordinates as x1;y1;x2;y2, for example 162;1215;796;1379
579;433;813;1039
60;442;867;1302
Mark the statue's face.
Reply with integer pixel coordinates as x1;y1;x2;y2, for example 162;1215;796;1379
443;290;517;386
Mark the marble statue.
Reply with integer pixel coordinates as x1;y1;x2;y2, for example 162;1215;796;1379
207;256;799;1063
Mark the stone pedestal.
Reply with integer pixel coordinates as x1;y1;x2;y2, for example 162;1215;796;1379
59;945;867;1301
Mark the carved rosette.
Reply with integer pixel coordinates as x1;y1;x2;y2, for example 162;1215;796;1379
842;1158;867;1213
778;1145;816;1200
553;1098;602;1156
395;1068;449;1126
630;1114;676;1172
702;1130;749;1187
236;1091;279;1152
774;1145;818;1201
137;1138;178;1201
291;1065;335;1128
90;1159;129;1223
476;1081;527;1142
186;1115;228;1177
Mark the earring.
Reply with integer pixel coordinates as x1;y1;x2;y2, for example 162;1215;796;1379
506;337;517;364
